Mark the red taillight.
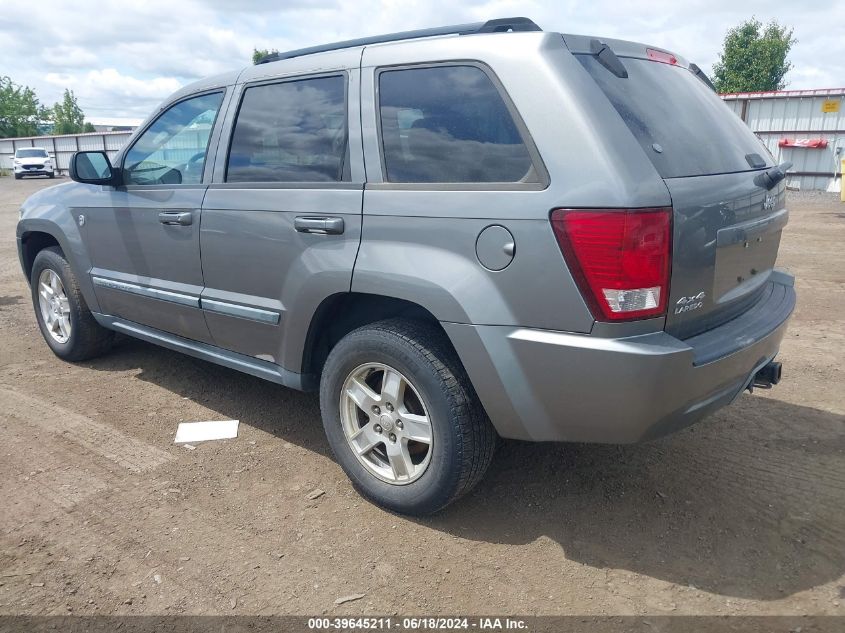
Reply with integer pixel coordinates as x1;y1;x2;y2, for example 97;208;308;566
646;48;678;65
551;208;672;322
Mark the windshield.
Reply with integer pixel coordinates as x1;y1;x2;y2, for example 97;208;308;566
576;55;773;178
16;149;48;158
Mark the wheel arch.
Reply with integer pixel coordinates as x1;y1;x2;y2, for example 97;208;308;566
17;219;101;313
19;230;61;281
299;292;451;377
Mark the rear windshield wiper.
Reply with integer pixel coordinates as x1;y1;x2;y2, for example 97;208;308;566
689;63;716;91
590;39;628;78
754;161;793;190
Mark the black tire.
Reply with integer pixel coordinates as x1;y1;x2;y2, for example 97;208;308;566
319;318;497;515
48;172;55;179
14;173;22;180
30;246;114;361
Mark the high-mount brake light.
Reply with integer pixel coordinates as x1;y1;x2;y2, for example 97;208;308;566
550;208;672;322
646;48;678;65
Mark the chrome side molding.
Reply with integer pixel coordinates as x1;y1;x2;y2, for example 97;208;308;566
201;298;280;325
92;276;280;325
92;276;199;308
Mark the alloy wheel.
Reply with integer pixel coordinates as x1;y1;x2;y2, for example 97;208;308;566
340;362;433;485
37;269;71;344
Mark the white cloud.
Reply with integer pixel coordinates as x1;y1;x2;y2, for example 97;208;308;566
1;0;842;120
40;46;100;70
44;70;182;118
44;69;182;100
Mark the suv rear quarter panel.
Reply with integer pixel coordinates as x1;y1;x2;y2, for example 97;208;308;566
354;32;672;333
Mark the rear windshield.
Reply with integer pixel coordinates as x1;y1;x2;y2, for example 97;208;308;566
576;55;772;178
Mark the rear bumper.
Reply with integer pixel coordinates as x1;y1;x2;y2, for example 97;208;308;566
444;272;795;443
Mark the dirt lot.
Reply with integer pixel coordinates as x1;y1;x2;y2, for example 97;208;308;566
0;176;843;617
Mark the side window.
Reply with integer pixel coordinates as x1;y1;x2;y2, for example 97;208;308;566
378;65;536;184
123;92;224;186
226;75;347;183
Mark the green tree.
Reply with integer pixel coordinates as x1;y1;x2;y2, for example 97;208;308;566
713;18;796;93
52;89;88;134
0;76;48;138
252;48;278;64
83;122;96;133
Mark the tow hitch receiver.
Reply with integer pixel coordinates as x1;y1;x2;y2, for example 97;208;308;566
749;361;783;391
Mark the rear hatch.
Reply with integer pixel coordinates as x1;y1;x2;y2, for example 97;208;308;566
568;36;787;339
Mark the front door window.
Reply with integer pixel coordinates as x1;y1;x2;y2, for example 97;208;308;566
123;92;223;186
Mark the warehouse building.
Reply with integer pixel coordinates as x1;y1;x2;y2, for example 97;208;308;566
721;87;843;192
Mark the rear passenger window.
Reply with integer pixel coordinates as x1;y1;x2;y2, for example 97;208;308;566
378;65;536;184
226;75;347;183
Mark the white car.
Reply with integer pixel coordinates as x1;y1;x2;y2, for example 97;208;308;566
13;148;55;179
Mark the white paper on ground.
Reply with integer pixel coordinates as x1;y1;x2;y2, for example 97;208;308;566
174;420;239;444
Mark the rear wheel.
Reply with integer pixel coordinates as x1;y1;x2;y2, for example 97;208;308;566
319;319;496;515
30;247;113;361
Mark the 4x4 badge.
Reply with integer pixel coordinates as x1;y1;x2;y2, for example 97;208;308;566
675;291;705;315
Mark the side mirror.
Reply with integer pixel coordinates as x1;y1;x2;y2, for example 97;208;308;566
70;151;119;185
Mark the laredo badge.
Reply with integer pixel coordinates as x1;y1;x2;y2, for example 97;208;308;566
675;291;706;315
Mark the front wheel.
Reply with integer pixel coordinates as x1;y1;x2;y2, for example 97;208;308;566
30;247;114;361
319;319;496;515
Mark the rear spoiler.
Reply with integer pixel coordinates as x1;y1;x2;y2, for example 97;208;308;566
561;33;688;66
562;33;715;90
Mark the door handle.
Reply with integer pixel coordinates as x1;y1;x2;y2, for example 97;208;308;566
294;216;344;235
158;211;193;226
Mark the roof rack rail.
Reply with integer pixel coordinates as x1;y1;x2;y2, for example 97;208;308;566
256;17;542;64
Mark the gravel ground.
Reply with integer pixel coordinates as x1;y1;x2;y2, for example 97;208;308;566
0;176;843;617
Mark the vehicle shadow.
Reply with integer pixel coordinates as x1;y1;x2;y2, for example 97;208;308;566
83;335;332;459
428;396;845;601
85;337;845;601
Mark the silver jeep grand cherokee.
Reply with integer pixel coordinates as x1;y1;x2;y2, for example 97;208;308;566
16;18;795;515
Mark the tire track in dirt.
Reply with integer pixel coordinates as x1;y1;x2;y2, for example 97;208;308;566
0;389;228;613
0;387;173;473
1;432;111;523
652;429;845;584
0;381;311;613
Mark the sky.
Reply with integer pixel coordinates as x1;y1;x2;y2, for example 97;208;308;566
2;0;843;124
